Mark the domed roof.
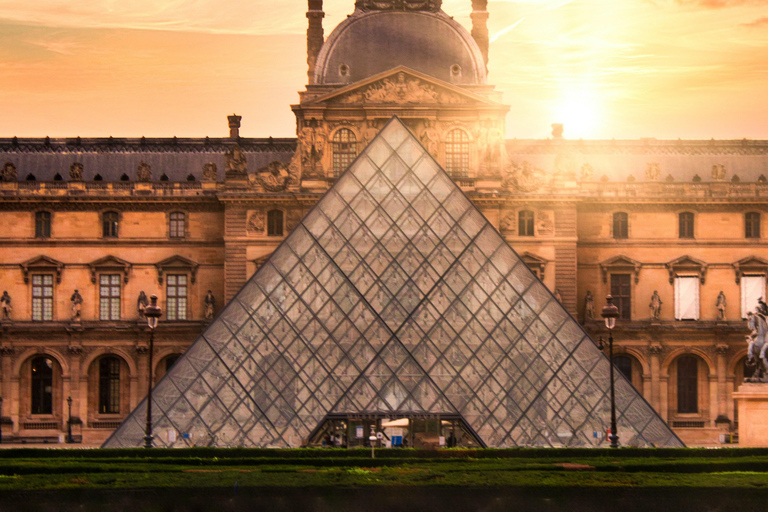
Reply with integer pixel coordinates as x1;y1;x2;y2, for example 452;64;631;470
314;9;487;86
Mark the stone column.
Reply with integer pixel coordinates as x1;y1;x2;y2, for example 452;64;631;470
649;344;662;412
0;347;14;437
715;344;729;425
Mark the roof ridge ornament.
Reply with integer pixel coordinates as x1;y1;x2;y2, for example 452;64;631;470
355;0;442;12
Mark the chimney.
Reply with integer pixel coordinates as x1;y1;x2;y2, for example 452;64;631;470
551;123;564;139
228;114;242;138
471;0;489;69
307;0;325;84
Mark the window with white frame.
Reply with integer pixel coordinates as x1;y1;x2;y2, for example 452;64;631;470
166;274;188;321
742;275;766;318
674;276;699;320
99;274;121;320
32;274;54;321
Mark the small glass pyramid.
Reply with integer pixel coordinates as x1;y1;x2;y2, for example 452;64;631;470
104;118;683;448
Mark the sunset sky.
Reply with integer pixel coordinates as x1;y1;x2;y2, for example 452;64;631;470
0;0;766;139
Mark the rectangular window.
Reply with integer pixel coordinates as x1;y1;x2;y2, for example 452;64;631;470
99;358;121;414
610;274;631;320
675;276;700;320
169;212;185;239
742;275;766;319
167;274;188;321
99;274;121;320
31;274;54;321
35;212;51;238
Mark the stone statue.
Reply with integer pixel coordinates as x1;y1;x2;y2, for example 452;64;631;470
299;125;326;175
716;291;727;321
712;164;726;181
137;291;148;319
225;146;248;175
362;120;379;147
1;162;17;181
70;289;83;321
205;290;216;320
746;302;768;381
645;162;661;181
583;290;594;323
136;162;152;181
202;162;218;181
554;289;563;303
69;162;84;181
419;120;439;158
0;291;11;320
649;290;662;320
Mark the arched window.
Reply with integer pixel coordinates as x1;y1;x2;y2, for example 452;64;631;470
103;211;119;238
31;357;54;414
267;209;284;237
518;210;534;236
677;356;698;413
746;212;761;239
35;211;51;238
169;212;185;239
332;129;357;177
613;212;628;239
445;129;469;178
99;357;121;414
679;212;694;238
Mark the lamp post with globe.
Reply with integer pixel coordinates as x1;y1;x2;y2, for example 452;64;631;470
143;295;162;449
599;295;620;449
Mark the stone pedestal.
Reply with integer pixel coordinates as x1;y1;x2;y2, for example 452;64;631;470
733;383;768;446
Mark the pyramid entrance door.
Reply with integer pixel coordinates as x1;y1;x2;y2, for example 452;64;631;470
105;117;683;449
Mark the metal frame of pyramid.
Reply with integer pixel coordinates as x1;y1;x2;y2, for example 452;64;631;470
104;117;683;448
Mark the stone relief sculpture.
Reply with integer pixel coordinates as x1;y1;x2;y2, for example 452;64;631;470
645;162;661;181
137;291;148;319
251;161;298;192
339;73;462;105
716;291;727;321
1;291;11;320
202;162;218;181
536;211;554;236
205;290;216;320
583;290;594;323
298;124;326;177
286;209;303;232
69;162;84;181
71;289;83;321
502;161;545;193
419;120;440;158
362;120;380;147
712;164;726;181
247;210;266;234
746;299;768;381
649;290;662;320
136;162;152;182
355;0;442;11
499;211;516;234
1;162;17;181
225;146;248;176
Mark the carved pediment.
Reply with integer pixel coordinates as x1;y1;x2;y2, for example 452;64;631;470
521;252;548;282
666;255;707;284
155;255;199;285
600;255;642;284
88;255;132;284
307;67;497;106
733;256;768;283
20;255;64;284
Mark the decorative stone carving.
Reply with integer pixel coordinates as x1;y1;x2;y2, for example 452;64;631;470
583;290;594;323
579;163;594;181
716;291;727;321
503;161;545;193
712;164;726;181
355;0;442;11
202;162;218;181
715;344;729;355
649;344;663;355
362;120;380;147
286;209;303;232
339;72;462;104
137;291;148;320
475;121;506;175
136;162;152;182
1;162;16;181
536;210;554;236
69;162;84;181
204;290;215;320
135;343;149;355
499;211;516;234
645;162;661;181
0;346;14;355
251;161;298;192
70;289;83;321
67;344;83;355
0;291;11;320
247;210;266;234
225;146;248;176
419;120;439;158
649;290;662;321
298;124;326;178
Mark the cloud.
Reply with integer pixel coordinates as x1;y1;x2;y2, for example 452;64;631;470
673;0;768;7
742;16;768;25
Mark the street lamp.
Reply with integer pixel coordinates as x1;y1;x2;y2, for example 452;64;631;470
369;425;377;460
600;295;620;449
143;295;162;449
66;396;73;443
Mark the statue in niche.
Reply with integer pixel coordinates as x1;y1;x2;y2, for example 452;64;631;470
69;162;84;181
645;162;661;181
205;290;216;320
649;290;662;320
712;164;726;182
298;123;326;176
1;162;17;181
225;146;248;175
202;162;218;181
583;290;594;323
70;289;83;321
136;162;152;182
137;291;148;319
247;210;266;234
716;291;727;321
419;120;439;158
1;291;11;320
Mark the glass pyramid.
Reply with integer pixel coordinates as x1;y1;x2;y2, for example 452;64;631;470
104;118;683;448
